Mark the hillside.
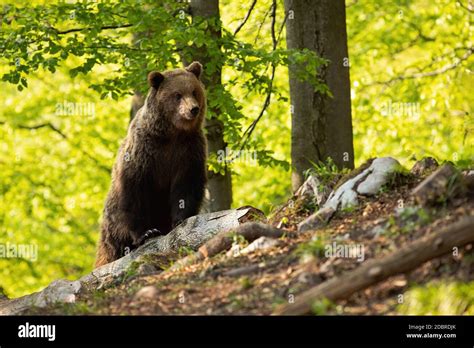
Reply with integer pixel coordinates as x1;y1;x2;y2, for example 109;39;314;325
2;157;472;316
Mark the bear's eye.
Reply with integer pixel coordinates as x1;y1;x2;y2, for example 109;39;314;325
192;90;197;98
175;93;182;101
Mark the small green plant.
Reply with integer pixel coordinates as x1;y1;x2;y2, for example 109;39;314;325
384;206;432;235
399;207;431;234
178;246;195;258
302;198;318;213
232;233;249;248
239;276;254;290
436;170;463;205
229;294;245;310
453;158;474;170
463;252;474;264
304;157;346;184
295;237;328;259
279;216;289;225
126;283;144;295
311;298;336;315
120;261;141;283
92;289;107;301
271;297;287;309
378;166;412;194
50;301;96;315
341;204;357;214
398;281;474;315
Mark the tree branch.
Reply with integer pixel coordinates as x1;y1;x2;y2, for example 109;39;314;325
233;0;258;36
0;121;111;173
270;0;277;49
253;6;272;45
53;23;133;35
237;0;283;153
16;122;68;138
199;222;287;258
403;19;435;42
457;0;474;12
365;47;473;87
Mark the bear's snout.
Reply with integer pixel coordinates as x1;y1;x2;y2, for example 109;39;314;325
191;106;200;117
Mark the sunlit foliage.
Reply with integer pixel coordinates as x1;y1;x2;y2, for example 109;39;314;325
0;0;472;298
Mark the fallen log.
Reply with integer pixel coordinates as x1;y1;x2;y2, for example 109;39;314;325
274;216;474;315
199;222;287;258
169;222;289;271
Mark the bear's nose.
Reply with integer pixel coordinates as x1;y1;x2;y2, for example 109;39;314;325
191;106;200;117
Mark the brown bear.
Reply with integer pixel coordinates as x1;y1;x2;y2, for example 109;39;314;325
95;62;207;267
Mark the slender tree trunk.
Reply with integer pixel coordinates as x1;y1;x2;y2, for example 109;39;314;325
285;0;354;191
129;31;145;121
130;92;144;121
189;0;233;212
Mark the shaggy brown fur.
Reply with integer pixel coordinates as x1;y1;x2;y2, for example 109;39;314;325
95;62;207;267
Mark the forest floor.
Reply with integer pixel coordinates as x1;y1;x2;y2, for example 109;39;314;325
26;165;473;315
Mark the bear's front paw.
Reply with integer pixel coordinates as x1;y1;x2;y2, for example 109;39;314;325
134;228;161;246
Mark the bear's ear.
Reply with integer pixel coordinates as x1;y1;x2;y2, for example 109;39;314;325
186;61;203;79
147;71;164;88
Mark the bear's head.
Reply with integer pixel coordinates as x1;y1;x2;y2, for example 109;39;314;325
146;61;206;133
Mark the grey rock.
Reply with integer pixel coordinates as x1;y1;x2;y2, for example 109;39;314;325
298;206;336;232
324;157;402;210
0;279;81;315
240;236;281;255
295;174;331;206
133;285;159;300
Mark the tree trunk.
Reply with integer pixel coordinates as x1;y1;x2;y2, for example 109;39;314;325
129;92;144;121
285;0;354;191
189;0;233;212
